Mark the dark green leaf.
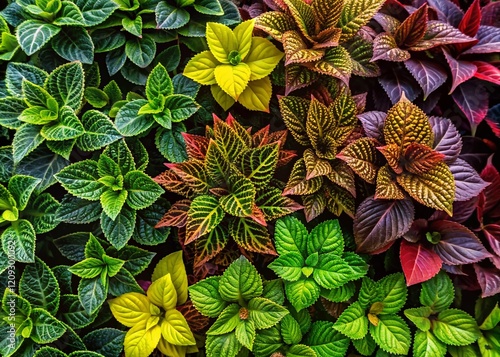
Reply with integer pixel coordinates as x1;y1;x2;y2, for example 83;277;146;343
20;257;60;314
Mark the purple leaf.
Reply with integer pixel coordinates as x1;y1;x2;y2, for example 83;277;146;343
409;21;475;51
430;220;492;265
378;68;421;104
442;49;477;93
357;111;386;141
481;2;500;27
449;198;479;223
400;240;442;286
442;264;466;275
427;0;463;27
404;59;447;99
451;81;489;131
428;116;462;163
449;158;489;201
463;26;500;54
483;224;500;257
354;196;414;253
474;264;500;298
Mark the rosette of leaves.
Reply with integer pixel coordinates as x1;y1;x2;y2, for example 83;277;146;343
0;15;22;62
155;114;300;268
115;62;200;162
278;92;360;221
189;256;289;357
269;216;367;312
338;93;488;253
109;251;198;357
472;297;500;356
4;0;118;62
404;272;481;357
254;0;385;94
55;139;164;249
183;20;284;111
0;174;59;266
333;273;411;355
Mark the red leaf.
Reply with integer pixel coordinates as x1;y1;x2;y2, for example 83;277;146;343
403;143;445;175
182;133;209;160
400;240;442;286
428;116;462;163
479;155;500;219
394;4;428;47
474;264;500;298
442;49;477;93
354;196;415;253
458;0;481;38
483;224;500;257
451;81;489;131
404;58;447;99
472;61;500;85
249;204;267;226
463;26;500;54
448;158;489;201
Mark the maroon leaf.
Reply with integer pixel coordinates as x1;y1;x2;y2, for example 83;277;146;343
442;49;477;93
427;0;463;27
430;220;492;265
409;21;475;52
463;26;500;54
394;4;428;47
373;13;402;33
404;58;447;99
451;81;489;131
357;111;386;141
483;224;500;257
449;158;489;201
400;240;442;286
354;196;415;253
428;116;462;163
378;68;422;105
372;33;410;62
449;198;479;223
474;264;500;297
472;61;500;85
481;2;500;27
457;0;481;38
479;155;500;219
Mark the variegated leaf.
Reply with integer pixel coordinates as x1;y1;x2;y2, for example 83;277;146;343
249;204;267;226
408;21;475;52
166;160;210;194
283;158;323;195
394;4;428;47
312;0;343;31
327;160;356;197
238;143;279;188
306;97;335;153
403;143;445;175
303;189;327;222
194;225;229;268
337;138;379;183
154;170;194;198
375;165;405;200
377;144;403;174
219;171;256;217
285;65;320;94
185;195;226;244
213;116;248;161
226;114;252;147
279;95;311;145
397;162;455;215
284;0;315;41
256;188;303;221
372;33;411;62
312;26;342;49
325;183;355;218
255;11;296;41
332;92;358;126
339;0;386;41
344;36;381;77
283;31;324;65
205;140;230;185
156;199;191;228
308;46;352;83
183;133;209;160
230;217;277;255
304;148;333;179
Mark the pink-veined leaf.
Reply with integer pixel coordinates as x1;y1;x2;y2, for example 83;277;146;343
462;26;500;54
442;49;477;94
474;264;500;298
400;240;442;286
428;116;462;163
472;61;500;85
404;58;447;99
354;196;414;253
182;133;209;160
451;80;489;131
482;224;500;257
448;158;489;201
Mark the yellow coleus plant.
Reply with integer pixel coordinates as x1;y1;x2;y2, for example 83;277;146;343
184;20;284;112
109;251;196;357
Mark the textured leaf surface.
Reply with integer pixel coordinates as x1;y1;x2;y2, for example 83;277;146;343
219;256;263;302
333;301;368;340
433;309;480;346
337;138;378;183
370;314;410;355
186;195;225;244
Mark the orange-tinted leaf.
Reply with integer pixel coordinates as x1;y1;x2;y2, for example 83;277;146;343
226;113;252;146
304;148;333;179
404;143;445;175
307;46;352;83
327;160;356;197
255;11;296;41
156;199;192;228
312;0;343;30
283;31;324;65
312;27;342;49
182;133;209;160
249;204;267;226
154;170;194;197
303;189;327;222
394;4;428;47
377;143;403;174
252;125;270;147
166;160;210;194
278;150;298;167
177;300;210;332
375;165;405;200
283;158;323;195
307;96;335;152
337;138;379;183
267;130;288;148
230;217;277;255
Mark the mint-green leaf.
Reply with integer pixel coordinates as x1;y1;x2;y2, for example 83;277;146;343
46;62;84;111
155;2;190;30
20;257;60;314
51;26;94;64
333;301;368;340
78;276;107;314
13;123;44;163
31;308;66;343
1;219;36;263
16;20;61;56
146;63;173;102
72;0;119;27
268;252;304;282
5;62;47;97
100;206;135;250
219;256;263;302
413;330;446;357
305;321;350;357
369;314;410;355
285;278;320;311
123;170;163;210
55;160;106;201
433;309;481;346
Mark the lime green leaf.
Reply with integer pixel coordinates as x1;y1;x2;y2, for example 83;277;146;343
206;331;242;357
189;276;228;318
1;219;36;263
420;272;454;313
333;301;368;340
321;281;356;303
109;292;153;328
413;330;446;357
313;254;364;289
235;319;255;350
16;20;60;56
369;314;410;355
101;189;127;221
69;258;105;279
214;63;251;100
206;22;238;64
124;320;161;357
269;252;304;282
238;77;272;112
156;2;190;30
208;303;241;336
22;80;53;107
151;251;188;304
146;63;173;102
433;309;481;346
281;314;302;345
478;328;500;357
377;273;407;314
31;308;67;343
41;107;84;141
55;160;105;200
220;172;255;217
339;0;386;41
285;278;320;311
161;309;196;345
307;219;344;256
305;321;350;357
404;306;432;331
46;62;84;111
274;215;308;256
20;257;60;314
183;51;218;85
122;15;142;37
219;256;263;302
248;297;288;329
245;37;284;81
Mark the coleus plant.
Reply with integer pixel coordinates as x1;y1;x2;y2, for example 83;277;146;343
189;256;288;357
472;297;500;356
278;90;361;221
55;139;164;249
338;93;488;253
155;114;300;269
255;0;384;94
269;216;367;311
0;174;59;266
333;273;411;355
183;20;284;111
109;251;197;357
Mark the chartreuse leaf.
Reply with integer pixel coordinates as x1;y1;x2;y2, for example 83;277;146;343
433;309;481;346
8;175;39;210
307;219;344;256
206;22;237;64
235;319;255;350
404;306;432;332
161;309;196;346
189;276;228;318
248;297;288;329
285;278;320;311
206;331;242;357
151;251;188;304
69;258;105;279
377;273;407;314
244;37;284;81
41;106;84;141
214;63;251;100
334;301;368;339
183;51;218;85
108;292;155;328
369;314;411;355
420;271;454;313
124;171;163;210
269;252;304;282
124;320;161;357
280;315;302;345
147;273;177;311
288;344;317;357
306;321;350;357
101;189;127;220
413;330;446;357
207;304;241;335
219;256;263;302
46;62;84;111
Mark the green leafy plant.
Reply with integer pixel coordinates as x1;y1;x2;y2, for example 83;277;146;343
109;251;197;357
155;114;300;270
55;139;164;249
0;174;59;265
189;256;288;357
270;216;367;311
184;20;284;111
333;273;411;355
473;297;500;356
0;15;22;61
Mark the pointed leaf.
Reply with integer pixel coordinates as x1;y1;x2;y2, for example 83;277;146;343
443;49;477;93
230;217;276;255
278;95;310;145
339;0;386;41
219;256;263;302
256;188;303;221
283;158;323;195
369;314;410;355
185;195;225;244
413;330;447;357
16;20;60;56
333;301;368;340
372;33;410;62
448;158;489;202
245;37;284;81
433;309;480;346
254;11;295;41
337;138;378;183
404;59;447;99
400;240;442;286
285;278;320;311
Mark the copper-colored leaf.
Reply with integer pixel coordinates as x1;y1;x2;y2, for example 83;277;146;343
372;33;411;62
284;0;315;41
177;301;210;332
256;188;303;220
307;46;352;83
377;143;403;174
182;133;209;160
304;148;333;179
255;11;296;41
252;125;270;147
285;65;320;94
156;199;192;228
154;170;194;198
229;217;277;255
303;189;327;222
394;4;428;47
327;160;356;197
375;165;405;200
283;31;325;65
312;26;342;49
194;225;229;268
312;0;343;30
307;96;335;152
337;138;379;183
283;158;323;195
325;184;355;218
403;143;445;175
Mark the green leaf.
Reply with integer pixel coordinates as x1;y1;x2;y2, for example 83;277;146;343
413;330;446;357
33;347;68;357
82;328;125;357
46;139;75;159
8;174;40;210
60;294;98;329
305;321;350;357
125;35;156;68
51;26;94;64
78;276;107;315
5;62;48;97
238;143;278;188
1;219;36;262
377;273;407;314
185;195;225;244
156;1;190;29
321;281;356;303
206;331;242;357
189;276;228;318
16;20;60;56
46;62;84;112
107;267;143;296
101;140;135;175
194;0;223;15
31;308;66;343
333;301;368;340
219;256;263;302
208;303;241;335
77;110;121;152
269;252;304;282
420;272;454;313
101;205;136;250
146;63;173;103
2;288;32;317
307;219;344;256
404;306;432;332
55;160;105;200
56;195;101;224
285;278;320;311
122;170;163;210
155;125;188;163
338;0;386;41
122;15;142;37
352;334;377;356
41;106;84;141
115;99;154;137
313;253;365;289
20;257;60;314
54;1;86;26
13;123;44;163
274;216;308;257
0;97;26;129
132;199;170;246
229;217;275;255
248;297;288;329
235;319;255;350
287;344;316;357
369;314;411;355
25;193;60;234
163;94;199;122
280;314;302;345
220;172;255;217
69;258;105;279
72;0;119;27
433;309;481;346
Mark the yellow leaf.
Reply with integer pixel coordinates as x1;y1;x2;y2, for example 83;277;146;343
146;315;161;331
161;309;197;346
211;85;235;110
151;251;189;305
147;274;177;311
206;22;238;64
214;63;251;100
124;320;162;357
109;292;154;328
158;338;188;357
233;20;255;60
245;37;284;81
238;77;272;112
183;51;219;85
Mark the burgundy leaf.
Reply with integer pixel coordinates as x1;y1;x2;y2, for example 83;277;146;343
427;0;463;27
457;0;481;38
431;220;492;265
428;116;462;163
409;21;475;52
472;61;500;85
379;68;422;104
357;111;386;141
449;198;479;223
449;158;489;201
400;240;442;286
404;58;447;99
474;264;500;297
442;49;477;93
404;143;445;175
352;92;367;113
481;2;500;27
372;33;411;62
442;264;466;275
451;81;489;131
394;4;428;47
479;155;500;218
354;196;415;253
485;117;500;139
403;218;429;243
483;224;500;257
463;26;500;54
